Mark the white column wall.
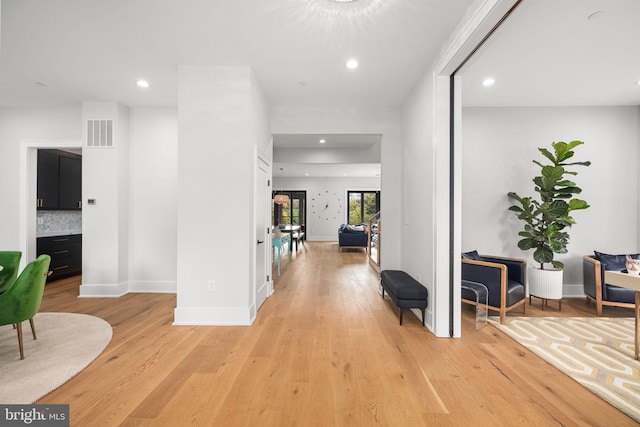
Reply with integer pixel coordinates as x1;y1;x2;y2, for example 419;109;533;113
271;108;402;270
175;66;271;325
128;108;178;293
80;101;130;296
462;106;640;297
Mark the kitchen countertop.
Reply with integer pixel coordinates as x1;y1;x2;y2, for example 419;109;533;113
36;230;82;238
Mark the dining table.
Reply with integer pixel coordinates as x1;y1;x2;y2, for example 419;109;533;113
276;225;302;251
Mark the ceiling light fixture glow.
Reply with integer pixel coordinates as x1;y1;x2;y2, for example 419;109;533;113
319;139;326;144
346;59;359;69
136;79;150;88
482;78;495;86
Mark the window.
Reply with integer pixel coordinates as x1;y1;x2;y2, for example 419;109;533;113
273;191;306;227
348;191;380;224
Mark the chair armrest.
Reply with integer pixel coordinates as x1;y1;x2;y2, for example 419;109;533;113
583;255;603;301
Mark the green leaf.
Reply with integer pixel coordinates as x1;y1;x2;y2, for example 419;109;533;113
533;247;554;264
538;148;556;164
568;199;589;210
551;260;565;269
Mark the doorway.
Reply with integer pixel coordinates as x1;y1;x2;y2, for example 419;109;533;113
20;140;83;271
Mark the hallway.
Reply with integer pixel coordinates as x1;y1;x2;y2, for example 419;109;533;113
37;242;635;426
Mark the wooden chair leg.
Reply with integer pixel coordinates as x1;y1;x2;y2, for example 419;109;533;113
16;322;24;360
29;317;37;340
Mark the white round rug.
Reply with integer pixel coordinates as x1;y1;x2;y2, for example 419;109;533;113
0;312;112;403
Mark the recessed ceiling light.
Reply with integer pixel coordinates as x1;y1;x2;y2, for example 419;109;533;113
346;59;359;69
305;173;310;176
482;78;495;86
319;139;326;144
136;79;150;88
635;80;640;86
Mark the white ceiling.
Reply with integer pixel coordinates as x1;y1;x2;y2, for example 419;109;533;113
273;162;380;178
5;1;636;178
273;133;380;149
0;0;473;109
461;0;640;107
272;133;381;177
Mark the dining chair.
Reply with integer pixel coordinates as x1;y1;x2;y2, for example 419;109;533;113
0;251;22;294
0;255;51;359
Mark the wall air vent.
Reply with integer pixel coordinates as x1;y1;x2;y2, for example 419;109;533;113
86;119;114;147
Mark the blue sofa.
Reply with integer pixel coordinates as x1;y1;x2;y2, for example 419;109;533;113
338;224;368;252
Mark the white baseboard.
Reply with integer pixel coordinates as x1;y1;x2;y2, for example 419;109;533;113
79;282;128;298
307;236;338;242
128;280;177;293
563;283;585;298
173;306;254;326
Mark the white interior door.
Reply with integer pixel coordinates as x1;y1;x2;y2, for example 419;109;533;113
254;149;271;312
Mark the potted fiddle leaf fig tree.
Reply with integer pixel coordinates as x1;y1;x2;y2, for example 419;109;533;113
507;140;591;301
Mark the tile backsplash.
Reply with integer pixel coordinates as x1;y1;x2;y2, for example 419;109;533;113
37;210;82;235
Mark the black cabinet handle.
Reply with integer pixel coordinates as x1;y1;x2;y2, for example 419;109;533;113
257;240;264;245
53;250;69;255
53;265;69;270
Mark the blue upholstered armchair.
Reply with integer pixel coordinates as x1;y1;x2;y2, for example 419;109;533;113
583;253;636;316
461;250;527;324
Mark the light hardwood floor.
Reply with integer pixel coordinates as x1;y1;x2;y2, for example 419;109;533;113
38;242;636;426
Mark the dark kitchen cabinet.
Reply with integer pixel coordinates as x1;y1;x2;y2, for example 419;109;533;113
37;234;82;281
37;149;82;210
37;150;60;209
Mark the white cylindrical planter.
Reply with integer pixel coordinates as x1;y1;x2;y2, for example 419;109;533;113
528;267;563;300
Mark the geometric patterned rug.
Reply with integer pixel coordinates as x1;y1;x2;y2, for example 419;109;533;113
490;317;640;423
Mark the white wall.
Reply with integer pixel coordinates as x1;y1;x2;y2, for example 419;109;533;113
271;107;402;270
128;108;178;292
273;176;381;241
175;66;271;325
80;101;130;296
400;72;437;326
462;106;640;296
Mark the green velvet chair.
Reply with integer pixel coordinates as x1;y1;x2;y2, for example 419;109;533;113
0;255;51;359
0;251;22;294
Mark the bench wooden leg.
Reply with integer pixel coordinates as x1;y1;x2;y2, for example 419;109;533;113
399;308;404;325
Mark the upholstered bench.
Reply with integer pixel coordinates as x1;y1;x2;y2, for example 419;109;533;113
380;270;428;325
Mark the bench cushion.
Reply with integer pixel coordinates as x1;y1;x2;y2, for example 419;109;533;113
381;270;427;300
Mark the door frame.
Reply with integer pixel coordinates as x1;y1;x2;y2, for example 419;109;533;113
253;146;272;319
19;140;82;270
